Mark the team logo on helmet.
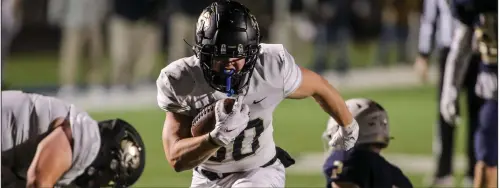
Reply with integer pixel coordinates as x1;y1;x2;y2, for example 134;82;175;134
249;14;259;29
237;44;244;55
221;44;227;54
196;10;212;33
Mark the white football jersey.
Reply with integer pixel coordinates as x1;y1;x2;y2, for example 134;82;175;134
156;43;302;173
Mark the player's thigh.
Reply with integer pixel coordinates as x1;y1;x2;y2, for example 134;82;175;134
474;100;498;167
232;161;286;188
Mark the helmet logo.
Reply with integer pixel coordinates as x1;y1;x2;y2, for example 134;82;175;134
237;44;244;55
221;44;227;54
196;10;211;33
249;15;259;29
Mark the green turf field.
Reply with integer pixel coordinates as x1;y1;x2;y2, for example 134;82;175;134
86;86;471;187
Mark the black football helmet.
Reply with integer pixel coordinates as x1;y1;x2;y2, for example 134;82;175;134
193;0;261;96
74;119;146;188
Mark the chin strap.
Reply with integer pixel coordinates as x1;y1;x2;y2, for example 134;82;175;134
223;69;235;96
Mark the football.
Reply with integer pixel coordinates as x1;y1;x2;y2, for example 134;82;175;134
191;98;236;137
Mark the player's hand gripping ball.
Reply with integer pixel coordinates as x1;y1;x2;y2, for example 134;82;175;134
191;98;236;137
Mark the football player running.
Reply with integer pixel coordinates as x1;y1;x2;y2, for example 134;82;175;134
322;98;413;188
440;0;497;187
156;0;359;187
1;90;146;188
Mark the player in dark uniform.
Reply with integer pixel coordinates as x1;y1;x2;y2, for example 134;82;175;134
1;90;146;188
441;0;497;187
322;98;413;188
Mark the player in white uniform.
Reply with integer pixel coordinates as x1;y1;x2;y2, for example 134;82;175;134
156;1;359;187
1;90;146;188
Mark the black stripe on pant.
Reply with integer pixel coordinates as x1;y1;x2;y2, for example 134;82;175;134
435;48;483;178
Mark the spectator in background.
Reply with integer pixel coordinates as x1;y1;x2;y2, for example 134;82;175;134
166;0;211;64
348;0;382;43
48;0;108;98
375;0;410;66
109;0;166;94
2;0;23;64
2;0;23;90
308;0;351;75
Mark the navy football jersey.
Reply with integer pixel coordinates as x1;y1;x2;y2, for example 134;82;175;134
323;148;413;188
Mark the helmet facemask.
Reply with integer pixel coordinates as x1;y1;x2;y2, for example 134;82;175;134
198;43;260;96
193;1;261;96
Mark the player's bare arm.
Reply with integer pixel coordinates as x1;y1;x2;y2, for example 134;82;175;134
26;118;73;188
157;68;222;172
162;112;220;172
287;67;353;127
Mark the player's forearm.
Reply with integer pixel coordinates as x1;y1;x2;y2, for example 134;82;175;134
26;179;55;188
312;81;353;127
26;160;58;188
166;134;220;172
288;68;353;126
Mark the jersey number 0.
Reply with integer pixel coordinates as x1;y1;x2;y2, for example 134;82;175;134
209;119;265;162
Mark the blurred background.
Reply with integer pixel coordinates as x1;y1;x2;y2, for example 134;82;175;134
2;0;475;187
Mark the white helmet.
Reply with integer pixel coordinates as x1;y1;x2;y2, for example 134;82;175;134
323;98;392;149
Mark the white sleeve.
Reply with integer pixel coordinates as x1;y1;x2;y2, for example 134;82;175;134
59;107;101;185
156;70;191;115
279;46;303;97
418;0;438;56
443;23;473;89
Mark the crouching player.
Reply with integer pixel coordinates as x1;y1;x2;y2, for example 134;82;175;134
1;90;146;188
322;98;413;188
